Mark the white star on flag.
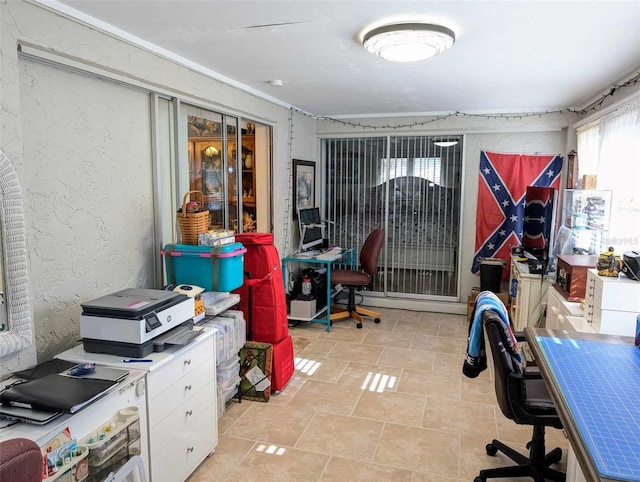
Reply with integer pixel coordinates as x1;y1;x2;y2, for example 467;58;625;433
510;214;518;222
499;230;506;236
502;200;510;207
493;184;500;191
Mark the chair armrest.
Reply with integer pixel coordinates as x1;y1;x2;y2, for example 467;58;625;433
514;331;526;342
522;366;541;379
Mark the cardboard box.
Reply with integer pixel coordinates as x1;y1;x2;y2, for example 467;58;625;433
582;174;597;189
467;288;510;320
289;299;316;318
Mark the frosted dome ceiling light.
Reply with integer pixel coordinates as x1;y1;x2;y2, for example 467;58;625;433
363;23;455;62
433;139;459;147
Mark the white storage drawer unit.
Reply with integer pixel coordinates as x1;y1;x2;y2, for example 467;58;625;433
584;269;640;336
145;330;217;482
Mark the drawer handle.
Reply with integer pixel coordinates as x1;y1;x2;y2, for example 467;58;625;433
186;410;193;416
185;384;192;391
184;359;191;366
187;446;194;453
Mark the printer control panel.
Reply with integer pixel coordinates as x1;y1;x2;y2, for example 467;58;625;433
144;312;163;332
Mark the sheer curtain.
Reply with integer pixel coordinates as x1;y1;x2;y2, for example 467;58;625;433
577;98;640;253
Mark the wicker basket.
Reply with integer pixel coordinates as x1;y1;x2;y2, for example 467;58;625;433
177;191;209;245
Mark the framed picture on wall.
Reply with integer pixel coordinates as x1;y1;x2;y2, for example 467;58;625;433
293;159;315;219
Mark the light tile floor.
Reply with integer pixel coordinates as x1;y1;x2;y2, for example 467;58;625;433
188;308;567;481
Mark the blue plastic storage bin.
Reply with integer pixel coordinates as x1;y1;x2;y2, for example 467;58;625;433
162;242;246;292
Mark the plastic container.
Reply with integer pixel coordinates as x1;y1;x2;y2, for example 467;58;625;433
80;407;141;471
479;258;505;293
162;242;246;292
217;357;240;386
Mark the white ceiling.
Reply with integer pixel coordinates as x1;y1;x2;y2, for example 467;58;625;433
49;0;640;117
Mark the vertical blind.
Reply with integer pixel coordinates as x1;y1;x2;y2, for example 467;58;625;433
323;136;462;299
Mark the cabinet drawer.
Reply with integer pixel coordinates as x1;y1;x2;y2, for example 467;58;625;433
149;358;215;427
148;338;213;398
151;379;216;452
593;310;638;336
556;312;575;333
151;403;217;482
600;281;640;311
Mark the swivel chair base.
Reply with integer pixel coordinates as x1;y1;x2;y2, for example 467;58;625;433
329;287;380;329
475;425;565;482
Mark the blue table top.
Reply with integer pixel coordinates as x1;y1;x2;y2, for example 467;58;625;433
537;336;640;481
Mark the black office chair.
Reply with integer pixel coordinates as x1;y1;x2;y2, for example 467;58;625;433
476;310;566;482
329;228;384;329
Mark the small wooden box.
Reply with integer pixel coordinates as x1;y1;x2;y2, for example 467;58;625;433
555;254;598;301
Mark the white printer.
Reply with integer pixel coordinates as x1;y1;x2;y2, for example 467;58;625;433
80;288;196;358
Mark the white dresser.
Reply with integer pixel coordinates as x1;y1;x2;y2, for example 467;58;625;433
583;269;640;336
58;327;218;481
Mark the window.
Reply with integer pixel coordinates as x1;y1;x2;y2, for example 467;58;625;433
576;98;640;254
378;157;441;185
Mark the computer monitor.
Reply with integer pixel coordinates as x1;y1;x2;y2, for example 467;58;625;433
298;207;324;251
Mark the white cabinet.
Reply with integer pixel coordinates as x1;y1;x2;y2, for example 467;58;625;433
57;328;218;481
545;286;583;331
509;257;553;331
584;269;640;336
146;331;217;482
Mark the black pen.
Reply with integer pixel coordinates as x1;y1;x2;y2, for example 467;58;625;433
122;359;153;363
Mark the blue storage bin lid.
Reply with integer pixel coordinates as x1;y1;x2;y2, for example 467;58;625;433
162;242;245;257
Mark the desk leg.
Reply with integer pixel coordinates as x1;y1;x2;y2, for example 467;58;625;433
325;266;332;332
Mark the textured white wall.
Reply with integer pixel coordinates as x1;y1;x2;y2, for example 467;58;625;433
1;0;314;365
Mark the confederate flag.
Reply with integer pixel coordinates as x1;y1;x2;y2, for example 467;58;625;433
472;151;563;274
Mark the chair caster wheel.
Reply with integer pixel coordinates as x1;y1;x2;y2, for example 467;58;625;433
356;323;363;329
474;477;484;482
486;443;498;456
330;321;333;326
374;318;381;324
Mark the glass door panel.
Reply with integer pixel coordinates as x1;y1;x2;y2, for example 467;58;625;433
183;106;240;232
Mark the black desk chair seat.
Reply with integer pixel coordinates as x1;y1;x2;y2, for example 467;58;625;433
477;310;566;482
330;229;384;329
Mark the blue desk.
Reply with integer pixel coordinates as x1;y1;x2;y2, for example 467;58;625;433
525;328;640;482
282;248;356;332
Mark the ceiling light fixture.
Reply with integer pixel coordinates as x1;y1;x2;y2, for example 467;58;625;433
363;22;455;62
433;139;459;147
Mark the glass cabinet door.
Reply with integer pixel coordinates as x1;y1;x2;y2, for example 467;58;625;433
184;108;241;232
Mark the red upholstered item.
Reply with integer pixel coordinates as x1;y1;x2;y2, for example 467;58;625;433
332;228;385;286
0;438;42;482
233;232;289;344
270;334;294;392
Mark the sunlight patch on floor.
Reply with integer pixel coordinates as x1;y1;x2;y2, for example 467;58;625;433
294;357;322;376
361;372;397;392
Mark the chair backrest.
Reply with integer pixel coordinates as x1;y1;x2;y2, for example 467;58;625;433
483;310;523;421
0;438;42;482
359;229;385;276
